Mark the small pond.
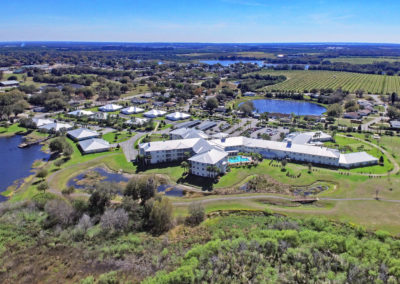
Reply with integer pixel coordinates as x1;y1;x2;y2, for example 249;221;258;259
68;167;184;196
200;60;265;67
244;99;326;116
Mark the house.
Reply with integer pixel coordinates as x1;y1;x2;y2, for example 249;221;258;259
125;117;149;126
358;109;372;117
79;138;111;154
170;128;209;140
67;128;99;141
131;98;148;105
343;112;360;119
166;112;191;121
92;112;108;120
68;110;95;117
120;106;145;115
243;91;256;97
32;118;54;127
0;80;19;87
39;122;73;131
189;148;228;177
390;120;400;129
152;102;164;107
143;109;166;118
164;102;176;108
99;104;122;112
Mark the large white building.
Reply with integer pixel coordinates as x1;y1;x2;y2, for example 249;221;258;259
120;106;144;115
170;128;209;140
139;135;378;177
99;104;122;112
143;109;166;118
284;131;332;146
166;112;191;121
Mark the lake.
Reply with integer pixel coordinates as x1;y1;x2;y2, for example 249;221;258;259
0;135;50;201
247;99;326;116
200;60;265;67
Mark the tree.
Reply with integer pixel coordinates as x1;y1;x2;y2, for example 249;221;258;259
308;163;312;173
379;156;384;166
36;169;48;180
239;101;255;116
327;103;343;118
149;197;174;235
185;202;205;226
391;92;398;105
281;159;288;171
44;199;74;227
355;89;364;98
37;181;49;193
141;178;156;203
88;190;111;217
181;161;189;174
206;97;218;111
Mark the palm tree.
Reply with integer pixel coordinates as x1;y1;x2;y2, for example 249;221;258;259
181;161;189;174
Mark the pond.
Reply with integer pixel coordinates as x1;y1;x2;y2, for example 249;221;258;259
246;99;326;116
200;60;265;67
0;135;50;201
67;167;184;196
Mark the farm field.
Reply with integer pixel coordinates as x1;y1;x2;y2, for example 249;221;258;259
324;56;400;64
256;70;400;94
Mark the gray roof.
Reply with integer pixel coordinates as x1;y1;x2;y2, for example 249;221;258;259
170;128;209;139
79;138;110;153
174;120;201;129
339;152;378;165
390;120;400;128
196;121;217;131
0;80;19;86
39;122;72;131
67;128;99;140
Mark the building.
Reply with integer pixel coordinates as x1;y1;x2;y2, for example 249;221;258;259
120;106;145;115
0;80;19;87
99;104;122;112
343;112;360;120
32;118;54;127
174;120;201;129
125;117;148;126
212;132;229;139
68;110;95;117
67;128;100;141
92;112;108;120
284;131;332;146
243;91;256;97
390;120;400;129
139;136;378;177
189;148;228;177
170;128;209;140
39;122;73;131
196;121;217;131
78;138;110;154
143;109;166;118
166;112;191;121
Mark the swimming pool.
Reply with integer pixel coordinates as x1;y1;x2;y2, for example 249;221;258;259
228;156;251;163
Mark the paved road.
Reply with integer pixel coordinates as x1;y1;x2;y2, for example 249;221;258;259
172;195;400;206
115;132;147;162
361;116;383;131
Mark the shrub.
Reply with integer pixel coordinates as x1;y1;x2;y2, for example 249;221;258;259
149;197;174;235
44;199;75;227
185;202;205;226
100;208;129;232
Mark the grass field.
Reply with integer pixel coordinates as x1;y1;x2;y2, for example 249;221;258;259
102;131;135;144
256;70;400;94
325;56;400;64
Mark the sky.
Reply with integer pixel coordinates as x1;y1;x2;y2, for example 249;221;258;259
1;0;400;43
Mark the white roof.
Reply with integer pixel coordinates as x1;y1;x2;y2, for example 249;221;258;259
140;138;212;154
121;106;144;114
79;138;110;152
189;148;228;165
126;117;148;125
143;109;166;117
212;132;229;139
170;128;209;139
210;137;340;159
1;80;19;85
339;152;378;165
67;128;99;140
284;131;332;145
39;122;73;131
32;118;54;127
166;112;190;120
68;110;94;116
99;104;122;112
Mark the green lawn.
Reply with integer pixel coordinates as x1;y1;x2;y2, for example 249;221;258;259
0;124;27;136
102;131;135;144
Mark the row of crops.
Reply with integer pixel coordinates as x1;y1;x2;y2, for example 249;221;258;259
258;70;400;94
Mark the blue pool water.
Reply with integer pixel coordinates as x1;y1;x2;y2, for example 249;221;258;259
244;99;326;116
228;156;250;163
